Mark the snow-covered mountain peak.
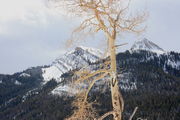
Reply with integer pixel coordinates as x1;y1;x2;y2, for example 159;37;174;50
42;46;103;83
131;38;165;54
65;46;103;58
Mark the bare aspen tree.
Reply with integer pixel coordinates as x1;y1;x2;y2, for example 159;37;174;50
50;0;147;120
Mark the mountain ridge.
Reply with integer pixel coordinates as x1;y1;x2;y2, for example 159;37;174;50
42;38;177;84
42;46;103;83
0;39;180;120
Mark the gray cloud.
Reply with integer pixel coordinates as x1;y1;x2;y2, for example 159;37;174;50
0;0;180;74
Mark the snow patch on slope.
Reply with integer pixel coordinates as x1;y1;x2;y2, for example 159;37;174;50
22;88;39;102
118;72;137;91
166;57;180;69
15;80;22;85
19;73;31;77
51;85;79;96
42;66;63;83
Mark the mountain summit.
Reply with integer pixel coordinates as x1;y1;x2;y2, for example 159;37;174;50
42;46;103;83
131;38;165;54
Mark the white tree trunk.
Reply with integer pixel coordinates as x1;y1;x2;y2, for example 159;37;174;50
109;37;124;120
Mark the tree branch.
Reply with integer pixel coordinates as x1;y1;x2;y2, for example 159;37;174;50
97;111;114;120
129;107;138;120
83;72;109;102
75;69;109;84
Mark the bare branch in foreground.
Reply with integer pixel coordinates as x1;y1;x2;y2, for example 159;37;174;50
129;107;138;120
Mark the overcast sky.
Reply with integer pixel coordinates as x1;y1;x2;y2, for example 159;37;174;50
0;0;180;74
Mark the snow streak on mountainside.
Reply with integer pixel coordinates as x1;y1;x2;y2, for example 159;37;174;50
131;38;165;54
42;46;103;83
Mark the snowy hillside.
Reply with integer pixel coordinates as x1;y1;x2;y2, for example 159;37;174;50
42;46;103;83
131;38;165;54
